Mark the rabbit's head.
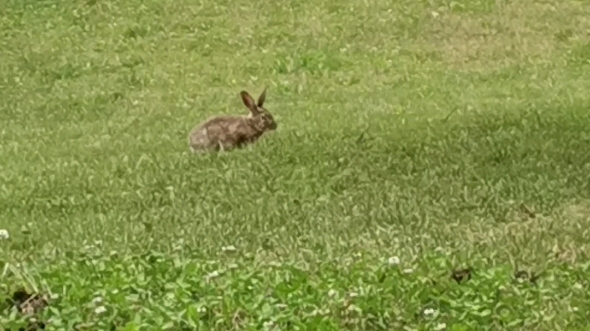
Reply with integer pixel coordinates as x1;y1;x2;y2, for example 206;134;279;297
240;88;277;132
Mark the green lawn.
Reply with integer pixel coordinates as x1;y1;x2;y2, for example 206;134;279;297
1;0;590;329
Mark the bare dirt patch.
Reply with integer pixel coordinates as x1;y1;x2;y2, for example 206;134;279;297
459;199;590;265
423;0;590;70
5;288;49;331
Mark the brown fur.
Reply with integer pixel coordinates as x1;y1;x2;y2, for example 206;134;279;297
188;88;277;152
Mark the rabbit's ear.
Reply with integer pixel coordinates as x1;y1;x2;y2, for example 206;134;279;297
257;87;267;107
240;91;259;115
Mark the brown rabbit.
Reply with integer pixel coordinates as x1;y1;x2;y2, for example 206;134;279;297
188;88;277;152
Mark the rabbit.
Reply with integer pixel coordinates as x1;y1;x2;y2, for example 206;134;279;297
188;88;277;152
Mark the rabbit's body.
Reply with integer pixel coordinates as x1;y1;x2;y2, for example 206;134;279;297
189;116;267;152
188;88;277;152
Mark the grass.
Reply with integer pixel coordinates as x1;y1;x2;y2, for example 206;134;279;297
1;0;590;329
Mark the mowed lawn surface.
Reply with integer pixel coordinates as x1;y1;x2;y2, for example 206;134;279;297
1;0;590;329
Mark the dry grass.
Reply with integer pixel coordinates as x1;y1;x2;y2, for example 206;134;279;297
423;0;590;70
450;199;590;266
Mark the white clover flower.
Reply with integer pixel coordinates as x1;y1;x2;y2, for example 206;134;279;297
205;270;220;280
0;229;9;240
92;296;103;304
388;256;400;266
423;308;436;316
346;304;362;313
221;245;237;253
402;268;414;274
434;322;446;330
94;306;107;315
